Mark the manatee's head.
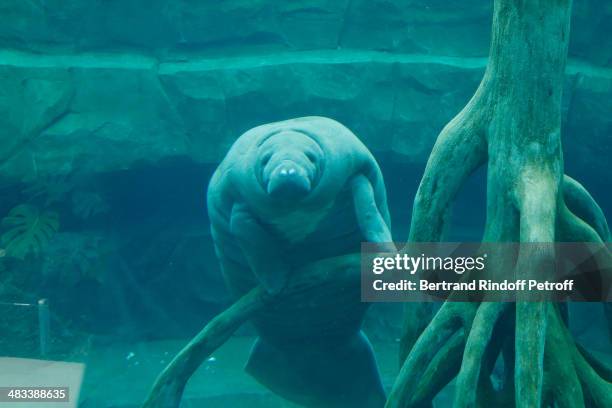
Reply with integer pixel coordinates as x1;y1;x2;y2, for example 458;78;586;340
257;130;324;202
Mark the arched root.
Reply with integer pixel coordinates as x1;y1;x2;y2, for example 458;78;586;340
399;302;436;364
401;102;488;363
410;330;465;406
574;351;612;407
388;303;478;408
142;286;270;408
395;302;611;408
394;176;611;408
543;305;612;408
543;306;584;408
576;343;612;382
558;205;604;244
142;254;362;408
568;318;612;407
408;103;487;243
453;302;508;407
563;175;611;241
394;2;608;407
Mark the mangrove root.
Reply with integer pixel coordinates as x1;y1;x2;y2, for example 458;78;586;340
392;1;612;407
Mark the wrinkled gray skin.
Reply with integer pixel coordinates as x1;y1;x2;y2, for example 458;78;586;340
208;116;392;295
207;116;391;407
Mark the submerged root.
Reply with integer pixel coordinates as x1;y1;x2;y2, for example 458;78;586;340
400;93;488;363
142;286;270;408
392;157;610;408
392;301;611;408
407;97;487;244
394;1;609;403
411;330;465;406
562;176;611;241
543;306;584;408
545;305;612;408
392;146;610;408
142;254;361;408
388;303;478;408
453;302;508;408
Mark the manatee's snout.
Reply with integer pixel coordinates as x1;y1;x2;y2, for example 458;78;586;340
267;160;311;199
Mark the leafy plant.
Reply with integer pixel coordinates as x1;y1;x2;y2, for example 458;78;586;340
1;204;59;259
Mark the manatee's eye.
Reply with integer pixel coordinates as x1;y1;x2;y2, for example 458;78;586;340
261;153;272;167
305;152;317;163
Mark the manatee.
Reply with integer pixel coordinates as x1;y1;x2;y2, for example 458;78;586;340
207;116;392;407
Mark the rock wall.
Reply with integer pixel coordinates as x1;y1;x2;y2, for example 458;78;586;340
0;0;610;182
0;1;492;56
1;1;610;63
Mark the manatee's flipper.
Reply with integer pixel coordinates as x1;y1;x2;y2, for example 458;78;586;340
245;331;386;408
351;174;394;250
230;203;288;294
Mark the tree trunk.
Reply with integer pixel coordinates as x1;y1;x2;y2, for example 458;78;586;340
392;0;611;407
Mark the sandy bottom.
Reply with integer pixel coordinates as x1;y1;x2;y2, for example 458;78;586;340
76;336;404;407
4;303;609;408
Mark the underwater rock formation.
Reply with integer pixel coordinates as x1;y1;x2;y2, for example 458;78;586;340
0;1;610;185
0;1;609;62
0;53;610;184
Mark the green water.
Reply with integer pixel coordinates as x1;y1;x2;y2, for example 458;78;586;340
0;1;610;407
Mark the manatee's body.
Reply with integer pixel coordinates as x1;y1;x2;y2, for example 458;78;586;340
207;117;392;407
